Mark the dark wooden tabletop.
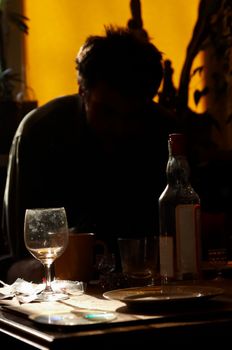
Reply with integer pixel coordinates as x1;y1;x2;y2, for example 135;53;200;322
1;279;232;349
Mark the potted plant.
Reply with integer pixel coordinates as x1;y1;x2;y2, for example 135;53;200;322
0;0;36;154
0;0;29;98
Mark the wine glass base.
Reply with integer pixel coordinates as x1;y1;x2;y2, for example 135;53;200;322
35;292;69;302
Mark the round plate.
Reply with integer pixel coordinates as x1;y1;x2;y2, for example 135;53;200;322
103;285;224;307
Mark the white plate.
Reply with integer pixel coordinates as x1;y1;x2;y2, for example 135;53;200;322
103;285;224;307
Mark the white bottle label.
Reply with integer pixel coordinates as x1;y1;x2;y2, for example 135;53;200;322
159;204;200;280
176;204;200;278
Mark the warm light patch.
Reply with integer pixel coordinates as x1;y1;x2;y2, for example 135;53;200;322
23;0;201;109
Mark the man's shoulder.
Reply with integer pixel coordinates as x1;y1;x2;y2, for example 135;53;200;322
16;94;82;137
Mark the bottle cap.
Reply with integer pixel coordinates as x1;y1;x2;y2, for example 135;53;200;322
168;133;186;156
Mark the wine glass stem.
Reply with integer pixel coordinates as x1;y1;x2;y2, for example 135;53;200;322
44;263;53;293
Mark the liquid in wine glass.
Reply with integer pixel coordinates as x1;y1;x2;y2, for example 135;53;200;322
24;207;69;301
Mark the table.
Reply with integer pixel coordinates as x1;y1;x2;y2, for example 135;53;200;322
1;280;232;349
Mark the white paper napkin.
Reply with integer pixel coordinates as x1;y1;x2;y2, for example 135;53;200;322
0;278;85;303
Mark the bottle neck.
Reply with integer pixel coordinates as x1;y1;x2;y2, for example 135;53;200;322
166;153;191;187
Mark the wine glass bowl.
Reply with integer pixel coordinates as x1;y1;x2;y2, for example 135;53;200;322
208;248;228;281
24;207;69;301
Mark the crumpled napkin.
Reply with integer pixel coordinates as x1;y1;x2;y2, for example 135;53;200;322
0;278;44;303
52;279;86;296
0;278;85;303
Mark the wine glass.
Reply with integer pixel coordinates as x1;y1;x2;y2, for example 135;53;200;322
24;207;69;301
208;248;228;281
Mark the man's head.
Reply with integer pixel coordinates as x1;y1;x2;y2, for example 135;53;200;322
76;25;163;100
76;26;164;140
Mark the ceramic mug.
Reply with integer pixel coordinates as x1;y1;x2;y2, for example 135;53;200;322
54;232;106;282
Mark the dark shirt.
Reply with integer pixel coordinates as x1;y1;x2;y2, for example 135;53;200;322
1;93;177;266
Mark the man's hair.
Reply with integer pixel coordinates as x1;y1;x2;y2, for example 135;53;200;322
76;26;163;99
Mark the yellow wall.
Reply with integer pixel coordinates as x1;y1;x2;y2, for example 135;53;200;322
23;0;200;107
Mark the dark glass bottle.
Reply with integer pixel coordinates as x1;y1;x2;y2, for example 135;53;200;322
159;133;201;283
